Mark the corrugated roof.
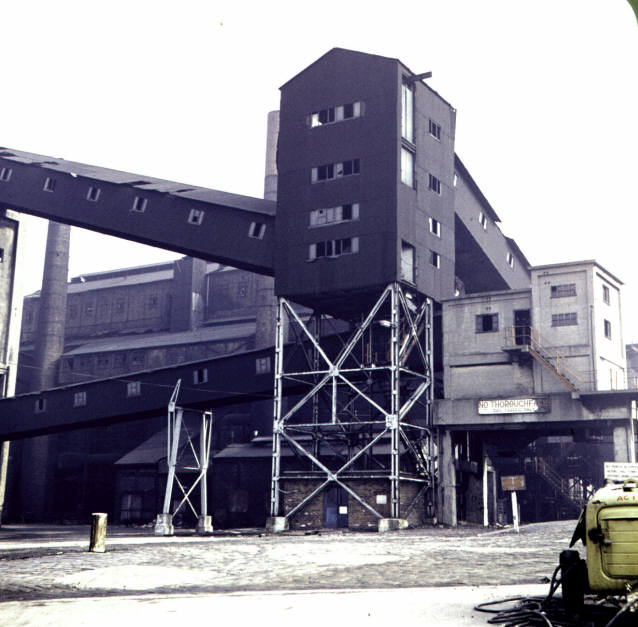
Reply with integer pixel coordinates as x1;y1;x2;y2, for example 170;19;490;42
64;321;255;355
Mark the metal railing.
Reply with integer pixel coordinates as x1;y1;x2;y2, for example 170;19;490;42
503;326;583;392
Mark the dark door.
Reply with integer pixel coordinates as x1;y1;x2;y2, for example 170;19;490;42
514;309;531;345
323;485;348;528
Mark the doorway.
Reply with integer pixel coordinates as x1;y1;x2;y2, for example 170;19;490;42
514;309;531;346
323;485;348;528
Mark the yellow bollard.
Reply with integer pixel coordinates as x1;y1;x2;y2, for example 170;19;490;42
89;512;107;553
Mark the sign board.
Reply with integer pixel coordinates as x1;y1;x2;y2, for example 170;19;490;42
501;475;526;491
478;397;551;415
604;462;638;481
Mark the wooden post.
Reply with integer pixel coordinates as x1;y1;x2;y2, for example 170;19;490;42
511;492;519;533
89;512;107;552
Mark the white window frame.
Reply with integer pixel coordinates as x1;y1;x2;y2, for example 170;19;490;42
401;80;414;143
193;367;208;384
506;252;514;268
428;174;441;195
188;208;205;225
401;147;415;188
478;212;488;230
248;222;266;239
86;186;101;202
430;250;441;268
0;167;12;182
43;177;56;192
73;391;87;407
132;196;148;213
428;119;441;141
309;203;359;227
429;217;441;237
126;381;141;397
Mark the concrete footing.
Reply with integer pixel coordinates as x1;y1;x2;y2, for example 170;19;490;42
196;515;213;535
378;518;409;533
265;516;289;533
154;513;174;536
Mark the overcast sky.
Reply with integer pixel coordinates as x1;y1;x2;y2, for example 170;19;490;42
4;1;638;337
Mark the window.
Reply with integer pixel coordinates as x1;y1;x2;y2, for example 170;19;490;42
86;186;101;202
248;222;266;239
73;391;87;407
400;241;415;283
310;203;359;227
478;212;488;230
43;177;56;192
256;356;271;374
147;294;158;310
132;196;148;213
430;250;440;268
401;80;414;142
308;237;359;261
604;319;612;339
126;381;141;397
193;367;208;384
34;398;47;413
188;208;204;225
550;284;576;298
0;248;3;263
428;119;441;140
603;285;610;305
311;159;359;183
237;282;248;297
506;252;514;268
310;101;362;127
552;312;578;327
84;302;95;316
429;217;441;237
0;167;12;182
115;298;126;314
453;173;458;187
428;174;441;194
401;147;415;187
476;314;499;333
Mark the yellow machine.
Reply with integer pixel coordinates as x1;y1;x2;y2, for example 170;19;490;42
567;478;638;598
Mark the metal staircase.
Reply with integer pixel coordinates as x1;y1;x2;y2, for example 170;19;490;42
530;457;589;516
503;326;582;392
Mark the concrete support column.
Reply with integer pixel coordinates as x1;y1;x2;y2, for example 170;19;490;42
438;429;457;526
21;221;70;521
613;425;631;463
255;275;279;349
263;110;279;202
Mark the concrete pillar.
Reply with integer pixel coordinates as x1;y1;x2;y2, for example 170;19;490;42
263;110;279;202
170;257;207;332
438;429;457;526
21;220;70;521
254;275;278;349
613;425;631;463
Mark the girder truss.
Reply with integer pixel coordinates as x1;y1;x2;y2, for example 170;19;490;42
270;283;435;523
156;380;213;534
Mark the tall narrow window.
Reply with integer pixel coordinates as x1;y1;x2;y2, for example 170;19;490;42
428;119;441;140
0;167;12;182
400;241;415;283
604;319;612;339
401;148;415;187
602;285;610;305
401;80;414;142
430;250;440;268
43;177;56;192
506;252;514;268
86;186;101;202
428;174;441;194
132;196;148;213
429;218;441;237
478;212;488;230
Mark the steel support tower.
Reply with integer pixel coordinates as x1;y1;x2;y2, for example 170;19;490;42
269;283;435;529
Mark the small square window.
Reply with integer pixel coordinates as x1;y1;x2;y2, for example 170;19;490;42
34;397;47;413
126;381;141;397
428;119;441;141
188;209;205;225
602;285;610;305
73;391;87;407
430;250;440;268
43;177;56;192
193;367;208;384
132;196;148;213
429;218;441;237
0;167;12;182
86;186;101;202
428;174;441;194
256;357;271;374
248;222;266;239
476;313;498;333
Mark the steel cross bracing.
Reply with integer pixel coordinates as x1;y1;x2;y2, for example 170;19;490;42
155;380;214;536
270;283;435;525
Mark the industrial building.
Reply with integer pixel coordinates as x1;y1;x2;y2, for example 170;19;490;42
0;48;636;531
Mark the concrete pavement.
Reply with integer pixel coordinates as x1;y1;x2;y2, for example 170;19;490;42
0;520;577;626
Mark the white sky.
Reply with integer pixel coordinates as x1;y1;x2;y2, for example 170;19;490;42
3;1;638;337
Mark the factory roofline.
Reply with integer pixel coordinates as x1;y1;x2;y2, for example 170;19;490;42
454;154;501;224
280;47;456;112
532;260;623;285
